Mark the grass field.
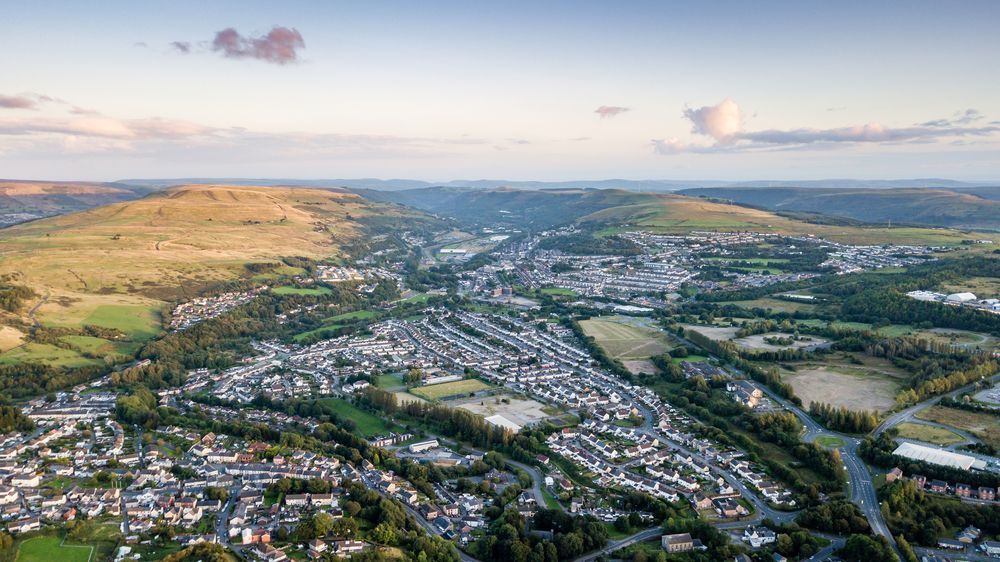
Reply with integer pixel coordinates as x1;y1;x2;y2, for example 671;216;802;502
539;287;578;297
411;379;492;400
941;276;1000;299
60;335;138;357
580;316;672;360
733;332;830;352
316;398;393;437
325;309;378;323
273;285;332;296
376;373;404;390
895;422;967;446
16;536;92;562
916;406;1000;449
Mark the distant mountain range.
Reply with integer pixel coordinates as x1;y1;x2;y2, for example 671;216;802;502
678;186;1000;231
115;177;1000;192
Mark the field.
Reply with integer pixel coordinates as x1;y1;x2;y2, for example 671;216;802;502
895;422;966;446
814;436;846;448
911;328;999;353
539;287;578;297
316;398;393;437
325;310;379;323
780;355;908;413
732;332;830;352
580;316;673;361
0;343;100;368
16;536;93;562
273;285;333;296
453;394;552;428
411;379;492;400
733;297;816;314
916;406;1000;449
60;335;137;357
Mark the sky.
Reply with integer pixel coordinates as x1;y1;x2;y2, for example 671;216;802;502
2;0;999;182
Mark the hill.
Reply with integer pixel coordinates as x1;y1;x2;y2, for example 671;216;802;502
0;184;420;355
359;186;986;245
0;180;152;227
676;186;1000;231
355;186;655;228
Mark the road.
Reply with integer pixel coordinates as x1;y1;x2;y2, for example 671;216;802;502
873;373;1000;437
571;527;663;562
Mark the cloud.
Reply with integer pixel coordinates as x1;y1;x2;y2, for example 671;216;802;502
657;98;999;154
170;41;192;54
0;115;217;140
920;108;982;127
0;95;38;110
683;98;743;144
594;106;630;119
211;26;305;65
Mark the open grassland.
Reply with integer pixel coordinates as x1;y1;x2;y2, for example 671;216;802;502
411;379;492;400
0;184;398;342
780;354;909;413
581;316;673;360
916;406;1000;449
579;194;983;245
911;328;999;352
895;422;967;446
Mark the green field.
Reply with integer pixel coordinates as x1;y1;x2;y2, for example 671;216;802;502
539;287;578;297
273;285;333;296
83;304;161;340
733;297;816;313
16;536;93;562
324;310;378;323
376;373;404;389
411;379;492;400
0;343;99;368
316;398;393;437
60;335;137;357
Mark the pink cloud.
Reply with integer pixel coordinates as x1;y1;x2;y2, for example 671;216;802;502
211;26;305;65
0;95;39;110
594;105;630;119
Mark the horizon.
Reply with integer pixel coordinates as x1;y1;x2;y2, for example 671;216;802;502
3;0;999;181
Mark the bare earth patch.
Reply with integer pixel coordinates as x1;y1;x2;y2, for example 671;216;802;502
681;324;739;341
623;360;658;375
733;333;830;352
453;395;552;428
782;365;899;413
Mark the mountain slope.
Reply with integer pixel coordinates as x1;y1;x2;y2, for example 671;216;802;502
0;180;152;227
677;187;1000;230
0;184;413;340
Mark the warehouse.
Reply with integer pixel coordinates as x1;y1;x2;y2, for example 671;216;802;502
893;442;981;471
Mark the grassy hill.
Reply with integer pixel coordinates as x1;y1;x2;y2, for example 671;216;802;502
0;180;153;226
676;186;1000;231
0;184;417;357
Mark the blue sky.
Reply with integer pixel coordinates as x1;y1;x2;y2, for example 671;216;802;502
1;0;998;181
